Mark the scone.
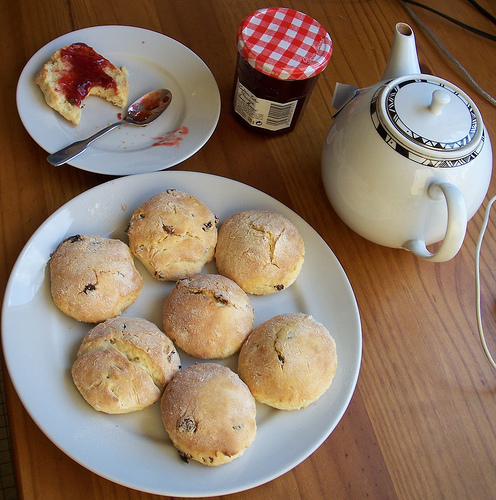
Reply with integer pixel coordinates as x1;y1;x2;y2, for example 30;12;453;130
126;189;218;281
72;317;181;414
161;363;256;466
49;234;143;323
215;210;305;295
35;42;128;125
162;274;254;359
238;313;337;410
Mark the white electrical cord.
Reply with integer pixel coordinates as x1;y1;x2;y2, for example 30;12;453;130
475;195;496;371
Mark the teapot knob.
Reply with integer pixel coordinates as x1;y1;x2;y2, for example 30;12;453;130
429;89;451;115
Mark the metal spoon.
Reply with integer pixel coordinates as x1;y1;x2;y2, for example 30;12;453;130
47;88;172;166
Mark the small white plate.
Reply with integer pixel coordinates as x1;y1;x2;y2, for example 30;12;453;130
16;26;220;175
2;172;361;497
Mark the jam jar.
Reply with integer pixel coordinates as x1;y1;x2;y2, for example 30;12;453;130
233;7;332;134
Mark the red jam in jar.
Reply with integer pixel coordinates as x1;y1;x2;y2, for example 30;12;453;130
233;8;332;134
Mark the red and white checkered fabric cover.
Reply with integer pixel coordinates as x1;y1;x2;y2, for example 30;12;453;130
237;7;332;80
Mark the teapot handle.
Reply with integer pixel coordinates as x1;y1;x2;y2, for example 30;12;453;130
403;182;467;262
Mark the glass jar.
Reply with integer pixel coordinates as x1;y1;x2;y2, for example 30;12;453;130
233;7;332;134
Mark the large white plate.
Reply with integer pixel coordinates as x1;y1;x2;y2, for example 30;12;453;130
2;172;361;497
16;26;220;175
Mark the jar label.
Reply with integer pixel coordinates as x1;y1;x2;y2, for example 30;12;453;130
234;80;297;131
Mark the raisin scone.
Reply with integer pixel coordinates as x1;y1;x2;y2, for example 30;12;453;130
72;317;181;414
49;234;143;323
238;313;337;410
35;42;128;125
215;210;305;295
126;190;218;281
161;363;256;466
163;274;254;359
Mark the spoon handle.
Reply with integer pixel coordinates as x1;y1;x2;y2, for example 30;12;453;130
47;121;125;166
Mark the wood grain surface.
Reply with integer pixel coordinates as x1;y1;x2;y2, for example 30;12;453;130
1;1;496;499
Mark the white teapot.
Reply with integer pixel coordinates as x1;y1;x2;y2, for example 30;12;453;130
322;22;492;262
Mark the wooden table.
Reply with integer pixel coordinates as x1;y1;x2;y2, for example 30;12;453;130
1;0;496;498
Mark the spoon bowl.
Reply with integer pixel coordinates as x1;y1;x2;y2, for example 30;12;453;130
47;88;172;166
124;89;172;125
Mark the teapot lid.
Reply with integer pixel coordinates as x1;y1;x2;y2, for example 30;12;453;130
373;75;485;167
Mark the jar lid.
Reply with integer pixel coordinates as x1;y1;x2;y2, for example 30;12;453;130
372;75;485;166
237;8;332;80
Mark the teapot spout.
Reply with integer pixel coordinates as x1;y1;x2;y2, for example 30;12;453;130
381;22;421;81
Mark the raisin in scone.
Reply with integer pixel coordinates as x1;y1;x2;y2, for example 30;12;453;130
238;313;337;410
163;274;254;359
215;210;305;295
72;317;181;414
161;363;256;466
126;190;218;281
49;234;143;323
35;42;128;125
